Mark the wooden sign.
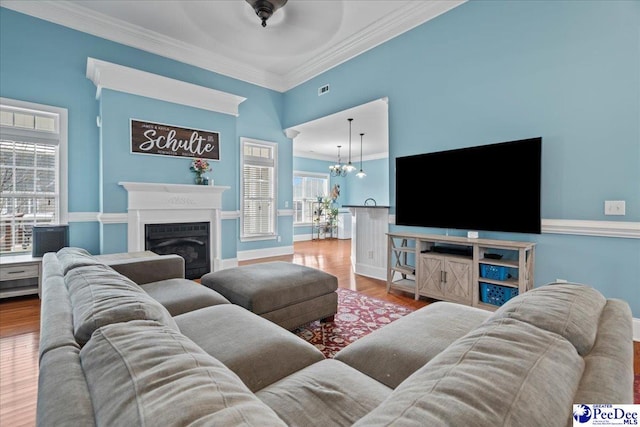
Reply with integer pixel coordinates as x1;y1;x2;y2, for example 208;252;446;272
130;119;219;160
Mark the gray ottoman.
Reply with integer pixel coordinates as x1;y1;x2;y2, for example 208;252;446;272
200;261;338;330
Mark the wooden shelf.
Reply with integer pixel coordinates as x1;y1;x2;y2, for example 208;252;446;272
0;255;42;299
386;232;535;309
390;265;414;276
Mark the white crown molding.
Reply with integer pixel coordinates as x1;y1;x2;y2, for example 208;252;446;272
541;219;640;239
86;58;246;116
280;1;466;90
3;0;465;92
2;0;282;91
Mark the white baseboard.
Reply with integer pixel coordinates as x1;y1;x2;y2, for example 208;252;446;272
354;263;386;281
236;245;294;262
293;234;312;242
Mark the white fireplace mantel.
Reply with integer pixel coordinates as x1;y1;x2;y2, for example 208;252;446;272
119;181;230;272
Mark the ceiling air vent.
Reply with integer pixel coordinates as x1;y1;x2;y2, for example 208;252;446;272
318;84;330;96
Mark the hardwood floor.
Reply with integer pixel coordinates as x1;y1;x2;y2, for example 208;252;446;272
0;239;637;426
0;296;40;427
239;239;429;310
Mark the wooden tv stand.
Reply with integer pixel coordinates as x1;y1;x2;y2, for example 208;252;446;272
386;232;535;311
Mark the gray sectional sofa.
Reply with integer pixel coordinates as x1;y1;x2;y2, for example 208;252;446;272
37;247;634;427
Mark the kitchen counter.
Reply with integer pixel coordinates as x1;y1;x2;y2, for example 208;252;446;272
341;205;390;209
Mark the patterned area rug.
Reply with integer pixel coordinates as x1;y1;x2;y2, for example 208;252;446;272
293;288;415;358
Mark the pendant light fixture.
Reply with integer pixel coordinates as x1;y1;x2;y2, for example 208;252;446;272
356;133;367;178
329;145;347;177
344;118;356;173
246;0;288;28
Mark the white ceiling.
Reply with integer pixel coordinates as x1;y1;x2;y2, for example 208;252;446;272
289;97;388;162
1;0;464;160
2;0;464;92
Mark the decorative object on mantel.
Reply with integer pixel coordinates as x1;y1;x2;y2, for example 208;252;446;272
131;119;220;160
356;133;367;178
190;158;212;185
246;0;288;27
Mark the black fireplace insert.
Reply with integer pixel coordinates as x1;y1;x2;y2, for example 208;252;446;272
145;222;210;280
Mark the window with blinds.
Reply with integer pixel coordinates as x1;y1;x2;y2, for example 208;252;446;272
293;172;329;225
0;100;65;254
240;138;277;241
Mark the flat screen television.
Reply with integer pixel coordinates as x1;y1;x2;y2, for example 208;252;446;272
395;137;541;234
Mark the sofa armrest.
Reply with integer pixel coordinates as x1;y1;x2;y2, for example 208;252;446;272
100;254;185;284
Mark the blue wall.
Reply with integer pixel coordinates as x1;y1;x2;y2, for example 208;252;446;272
1;2;638;315
284;1;640;315
0;7;289;259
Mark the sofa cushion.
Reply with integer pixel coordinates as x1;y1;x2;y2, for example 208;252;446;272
175;304;325;392
56;247;104;274
200;261;338;314
39;253;79;359
257;359;391;426
80;320;285;427
98;252;186;284
37;345;96;427
573;299;634;404
140;278;230;316
65;264;178;345
489;283;607;356
335;301;491;388
355;317;583;427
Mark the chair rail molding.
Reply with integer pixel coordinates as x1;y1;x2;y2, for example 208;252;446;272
387;215;640;240
86;58;246;116
541;219;640;239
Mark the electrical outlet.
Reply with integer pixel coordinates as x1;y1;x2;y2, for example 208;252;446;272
367;250;374;259
277;236;281;242
285;201;289;208
604;200;625;216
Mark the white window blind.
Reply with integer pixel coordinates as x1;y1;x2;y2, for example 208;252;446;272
241;138;277;241
293;172;329;224
0;100;65;254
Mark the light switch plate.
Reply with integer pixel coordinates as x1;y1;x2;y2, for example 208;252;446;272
604;200;625;216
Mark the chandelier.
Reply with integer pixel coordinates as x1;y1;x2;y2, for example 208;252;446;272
356;133;367;178
344;118;356;173
329;145;347;177
246;0;288;27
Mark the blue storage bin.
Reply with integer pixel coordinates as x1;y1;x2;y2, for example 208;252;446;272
480;264;508;281
480;282;519;306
